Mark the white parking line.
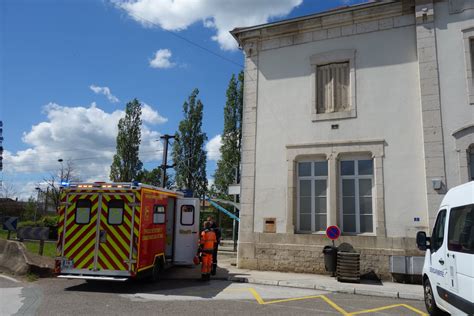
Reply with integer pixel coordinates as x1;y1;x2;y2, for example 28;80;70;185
0;274;20;283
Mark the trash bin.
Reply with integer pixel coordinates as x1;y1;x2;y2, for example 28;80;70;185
323;245;338;274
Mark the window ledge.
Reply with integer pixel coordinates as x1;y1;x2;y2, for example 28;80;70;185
311;109;356;122
341;232;376;237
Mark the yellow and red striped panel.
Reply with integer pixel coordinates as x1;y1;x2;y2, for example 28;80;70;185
63;193;99;270
96;193;134;271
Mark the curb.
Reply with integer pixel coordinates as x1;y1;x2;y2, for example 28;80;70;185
227;276;424;301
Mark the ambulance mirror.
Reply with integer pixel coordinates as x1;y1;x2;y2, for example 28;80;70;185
416;231;430;251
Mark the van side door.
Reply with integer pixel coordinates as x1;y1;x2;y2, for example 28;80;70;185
173;198;200;265
428;209;448;294
446;203;474;313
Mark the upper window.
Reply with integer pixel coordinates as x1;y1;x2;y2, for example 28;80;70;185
470;38;474;80
316;62;350;114
462;28;474;105
297;160;328;232
75;199;91;224
469;146;474;181
310;49;356;121
432;209;447;252
153;205;166;224
448;204;474;254
107;200;124;225
180;205;195;226
340;159;373;234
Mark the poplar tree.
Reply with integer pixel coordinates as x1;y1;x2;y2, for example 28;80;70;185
110;99;143;182
172;89;208;197
213;71;244;195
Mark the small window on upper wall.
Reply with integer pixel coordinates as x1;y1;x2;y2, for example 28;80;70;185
76;199;91;224
153;205;166;224
181;205;195;226
469;146;474;181
107;200;124;225
310;49;356;121
470;38;474;80
316;62;350;114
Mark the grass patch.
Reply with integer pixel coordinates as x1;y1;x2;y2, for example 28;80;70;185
0;229;17;240
1;229;56;258
24;241;56;258
26;272;39;282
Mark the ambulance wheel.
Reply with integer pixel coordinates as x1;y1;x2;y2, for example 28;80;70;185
423;278;444;316
151;260;162;282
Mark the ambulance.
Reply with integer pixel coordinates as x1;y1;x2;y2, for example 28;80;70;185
416;181;474;315
55;182;200;281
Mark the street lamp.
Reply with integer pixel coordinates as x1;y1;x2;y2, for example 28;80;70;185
35;187;41;222
58;158;64;182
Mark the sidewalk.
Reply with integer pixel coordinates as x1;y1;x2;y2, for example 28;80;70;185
218;258;424;301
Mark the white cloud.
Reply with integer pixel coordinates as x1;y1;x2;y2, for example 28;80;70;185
149;49;176;69
206;134;222;161
3;102;167;198
89;85;120;103
142;103;168;124
114;0;303;50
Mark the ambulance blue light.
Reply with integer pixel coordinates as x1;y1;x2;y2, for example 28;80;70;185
60;180;69;187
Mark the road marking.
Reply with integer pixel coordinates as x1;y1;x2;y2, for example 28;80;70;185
350;303;428;316
0;274;20;283
319;295;350;315
241;287;427;316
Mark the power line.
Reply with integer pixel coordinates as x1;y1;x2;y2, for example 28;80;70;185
117;5;244;69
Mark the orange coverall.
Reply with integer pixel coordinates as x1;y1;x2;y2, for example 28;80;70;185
199;229;217;275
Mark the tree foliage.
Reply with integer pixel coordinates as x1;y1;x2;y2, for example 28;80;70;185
172;89;208;197
110;99;143;182
213;71;243;195
44;159;80;211
136;167;172;189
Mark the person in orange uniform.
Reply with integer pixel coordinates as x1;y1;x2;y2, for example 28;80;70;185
199;221;217;281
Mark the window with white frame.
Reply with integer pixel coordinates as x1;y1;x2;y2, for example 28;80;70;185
297;160;328;232
316;62;350;114
470;38;474;80
340;159;374;234
469;145;474;181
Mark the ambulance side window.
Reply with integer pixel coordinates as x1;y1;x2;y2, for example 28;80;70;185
76;199;91;224
108;200;124;225
431;209;447;252
153;205;165;224
448;204;474;254
181;205;194;226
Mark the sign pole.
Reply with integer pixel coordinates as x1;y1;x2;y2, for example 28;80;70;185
39;240;44;256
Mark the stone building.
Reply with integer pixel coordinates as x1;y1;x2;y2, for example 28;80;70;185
231;0;474;278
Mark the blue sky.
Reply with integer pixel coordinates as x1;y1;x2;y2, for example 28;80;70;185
1;0;365;199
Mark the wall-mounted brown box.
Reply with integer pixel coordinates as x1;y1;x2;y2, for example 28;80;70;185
263;217;276;233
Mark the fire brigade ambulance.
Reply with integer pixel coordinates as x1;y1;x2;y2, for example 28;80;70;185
55;182;200;281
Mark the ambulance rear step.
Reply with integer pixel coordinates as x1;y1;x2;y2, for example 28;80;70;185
57;275;128;282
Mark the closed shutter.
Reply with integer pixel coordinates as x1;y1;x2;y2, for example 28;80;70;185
471;38;474;80
316;62;350;113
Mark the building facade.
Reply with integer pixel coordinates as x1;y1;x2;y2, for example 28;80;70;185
231;0;474;278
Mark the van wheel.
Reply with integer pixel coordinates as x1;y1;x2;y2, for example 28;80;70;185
424;278;444;315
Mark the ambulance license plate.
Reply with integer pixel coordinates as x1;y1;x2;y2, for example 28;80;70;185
62;260;74;269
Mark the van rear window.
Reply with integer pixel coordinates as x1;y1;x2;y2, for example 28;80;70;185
76;199;91;224
107;200;124;225
448;204;474;254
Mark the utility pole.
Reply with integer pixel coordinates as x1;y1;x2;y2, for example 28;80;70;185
160;134;175;188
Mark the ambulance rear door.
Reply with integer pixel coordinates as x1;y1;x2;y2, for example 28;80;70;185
173;198;200;265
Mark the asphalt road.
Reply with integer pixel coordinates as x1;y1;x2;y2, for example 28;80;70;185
0;273;428;316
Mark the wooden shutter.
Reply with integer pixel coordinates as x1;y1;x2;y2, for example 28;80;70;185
316;62;350;113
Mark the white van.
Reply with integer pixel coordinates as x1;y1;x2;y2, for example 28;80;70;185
416;181;474;316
